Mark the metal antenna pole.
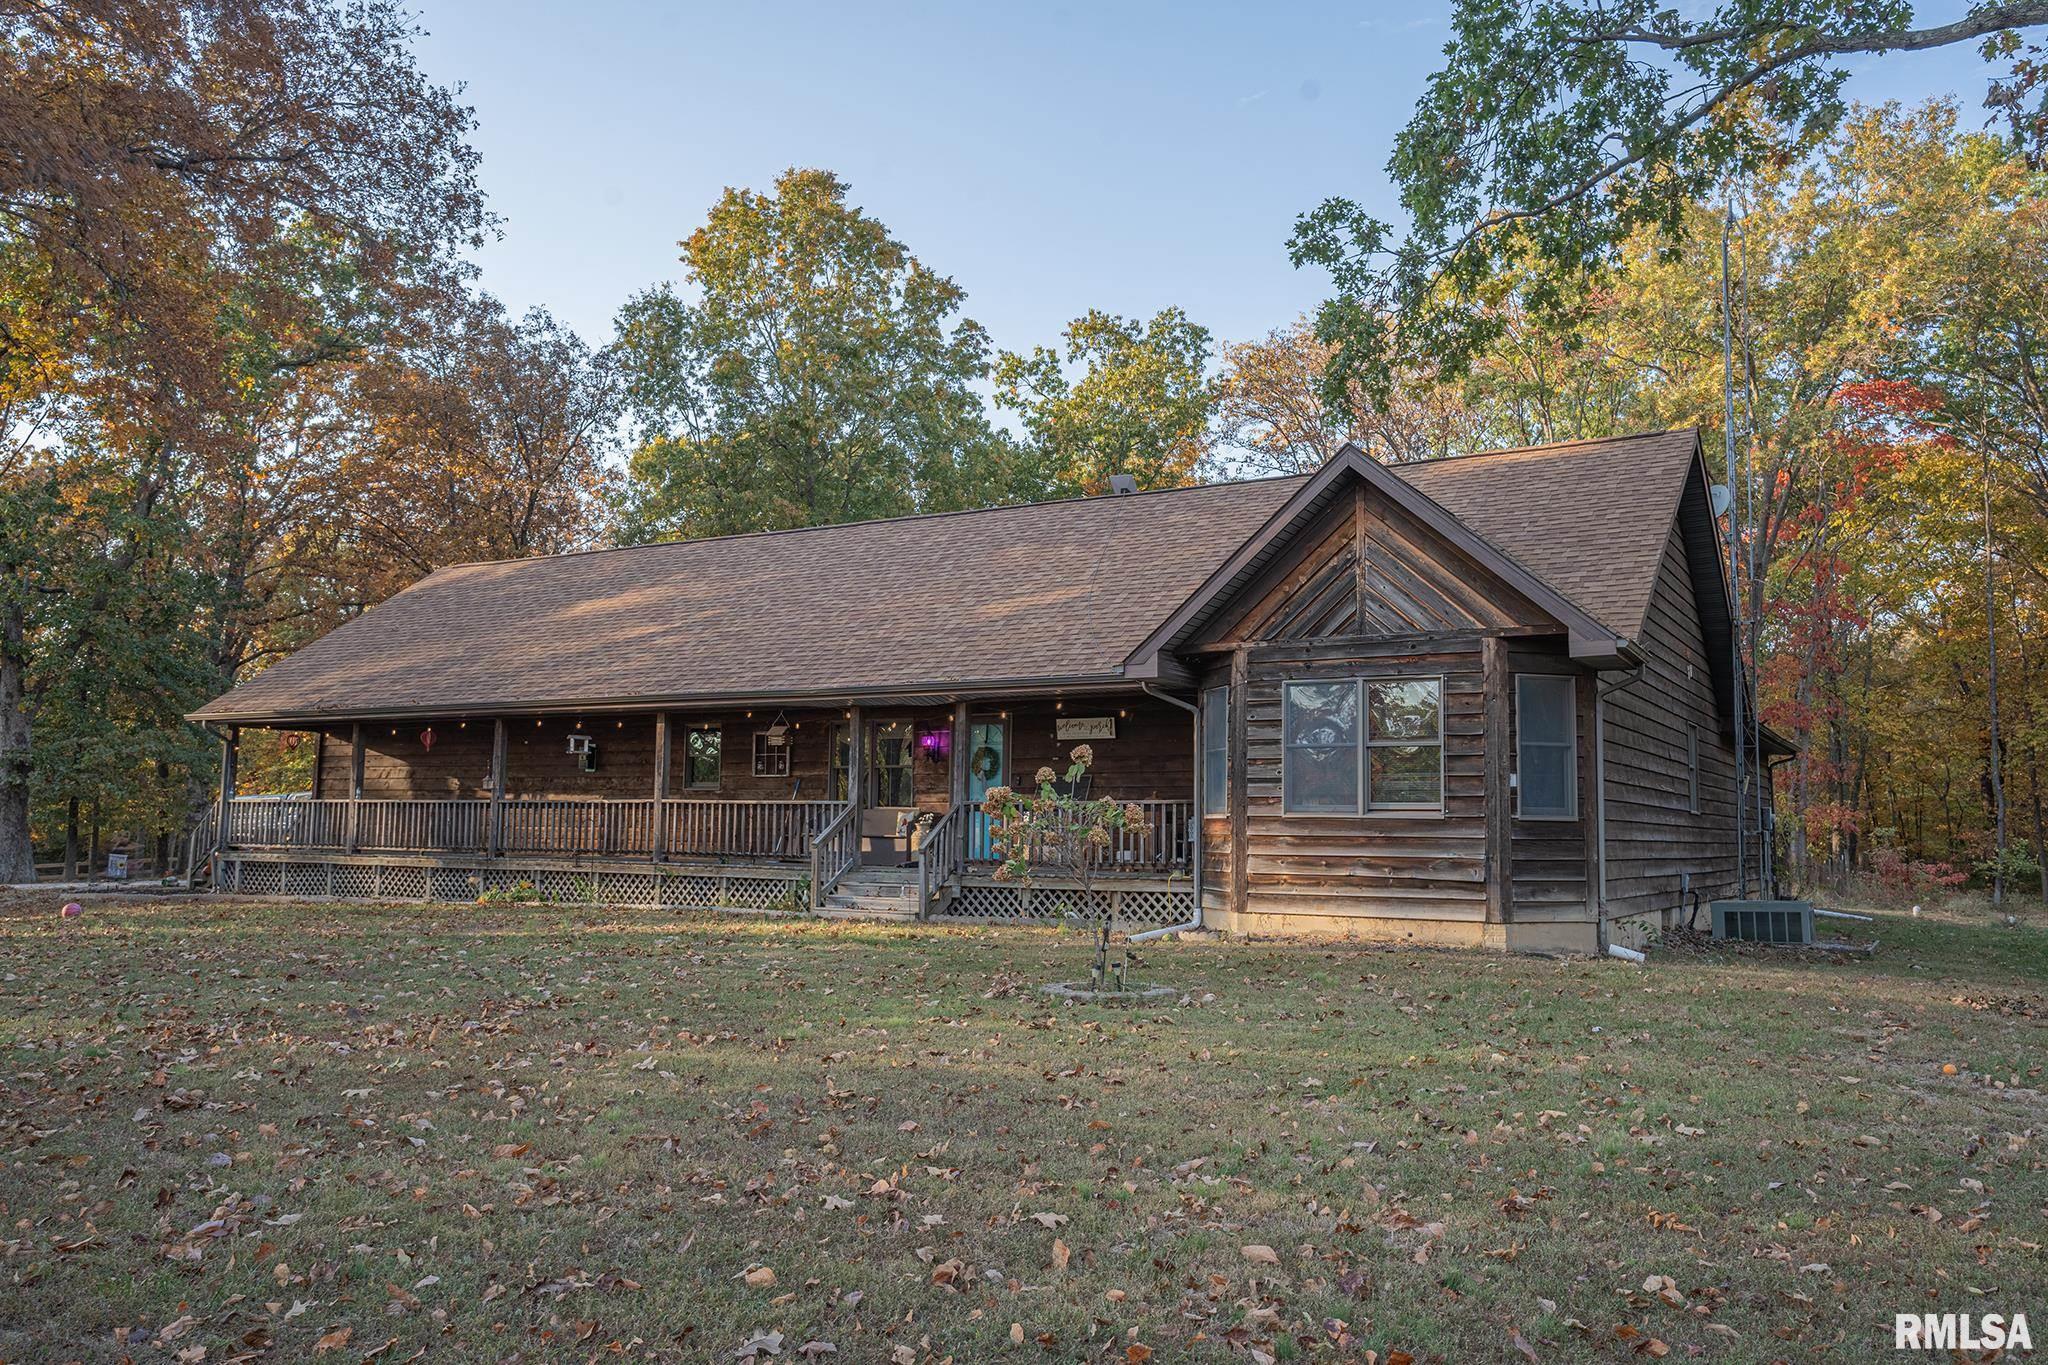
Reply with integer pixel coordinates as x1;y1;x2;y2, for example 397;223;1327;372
1735;210;1767;892
1722;203;1747;898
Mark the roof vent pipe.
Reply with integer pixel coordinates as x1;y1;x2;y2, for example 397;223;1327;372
1108;474;1139;495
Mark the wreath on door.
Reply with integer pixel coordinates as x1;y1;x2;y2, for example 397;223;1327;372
968;743;1002;782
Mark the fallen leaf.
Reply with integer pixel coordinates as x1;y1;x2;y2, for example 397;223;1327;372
1240;1244;1280;1265
1050;1237;1071;1271
313;1326;353;1354
744;1265;777;1288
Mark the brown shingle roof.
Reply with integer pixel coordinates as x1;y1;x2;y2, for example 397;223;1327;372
192;478;1305;722
1396;427;1701;642
191;429;1704;724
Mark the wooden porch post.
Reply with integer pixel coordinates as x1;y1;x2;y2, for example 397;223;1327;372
1227;649;1250;924
346;723;364;853
950;701;970;876
308;729;324;800
848;705;866;813
1482;637;1512;925
215;726;239;860
650;711;671;863
488;718;508;857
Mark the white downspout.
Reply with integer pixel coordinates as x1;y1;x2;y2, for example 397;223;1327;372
1130;683;1202;941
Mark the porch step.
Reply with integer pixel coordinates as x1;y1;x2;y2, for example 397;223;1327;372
817;867;924;920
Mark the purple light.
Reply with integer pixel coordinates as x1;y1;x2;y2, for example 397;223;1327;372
917;727;950;757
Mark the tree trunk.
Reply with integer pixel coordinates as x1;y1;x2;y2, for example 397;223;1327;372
1984;443;2008;906
63;796;78;880
0;593;34;883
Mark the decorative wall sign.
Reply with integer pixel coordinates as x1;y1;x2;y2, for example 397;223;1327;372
1055;716;1116;741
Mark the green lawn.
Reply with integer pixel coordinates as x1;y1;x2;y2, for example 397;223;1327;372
0;891;2042;1363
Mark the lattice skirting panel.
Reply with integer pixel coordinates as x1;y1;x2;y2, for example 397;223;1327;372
933;879;1195;926
218;857;806;913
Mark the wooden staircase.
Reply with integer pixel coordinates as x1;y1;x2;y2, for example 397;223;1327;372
816;865;923;920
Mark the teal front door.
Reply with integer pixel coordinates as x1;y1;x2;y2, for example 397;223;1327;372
965;719;1006;860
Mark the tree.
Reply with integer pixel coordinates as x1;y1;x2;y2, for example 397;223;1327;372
612;168;1010;540
0;0;486;880
993;308;1215;493
339;298;621;602
1214;319;1505;474
1289;0;2048;406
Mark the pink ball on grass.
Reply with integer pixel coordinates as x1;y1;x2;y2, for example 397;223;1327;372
60;902;83;919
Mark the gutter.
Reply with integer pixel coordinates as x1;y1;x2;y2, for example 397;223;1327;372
1128;683;1202;942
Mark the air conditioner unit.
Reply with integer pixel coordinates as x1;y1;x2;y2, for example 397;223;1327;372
1710;899;1813;945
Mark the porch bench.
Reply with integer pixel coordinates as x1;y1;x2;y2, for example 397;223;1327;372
860;807;916;866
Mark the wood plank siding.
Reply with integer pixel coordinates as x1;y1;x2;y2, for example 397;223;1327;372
1597;525;1740;918
1188;479;1607;939
1239;637;1491;925
310;696;1195;809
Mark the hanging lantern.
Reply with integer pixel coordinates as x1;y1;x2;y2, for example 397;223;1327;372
420;727;436;752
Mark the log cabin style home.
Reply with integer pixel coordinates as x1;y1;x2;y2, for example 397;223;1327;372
191;428;1789;953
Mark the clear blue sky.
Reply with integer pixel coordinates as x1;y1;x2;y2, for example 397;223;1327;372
410;1;1997;358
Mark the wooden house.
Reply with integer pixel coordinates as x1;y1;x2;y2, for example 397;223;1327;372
191;429;1789;952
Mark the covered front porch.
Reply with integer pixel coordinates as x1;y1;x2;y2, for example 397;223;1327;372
207;692;1198;922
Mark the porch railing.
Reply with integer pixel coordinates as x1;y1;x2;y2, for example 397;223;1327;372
809;803;859;906
663;798;842;860
358;799;491;854
916;806;962;917
226;796;352;850
965;798;1194;872
217;795;851;864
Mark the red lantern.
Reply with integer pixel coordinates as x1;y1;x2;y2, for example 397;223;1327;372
420;727;436;752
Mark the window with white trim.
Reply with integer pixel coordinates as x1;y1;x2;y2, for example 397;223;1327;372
1283;678;1443;814
1514;674;1577;819
1201;685;1229;815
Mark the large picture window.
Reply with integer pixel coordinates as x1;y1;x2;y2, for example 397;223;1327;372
1515;674;1577;819
1283;678;1442;814
1201;685;1229;815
